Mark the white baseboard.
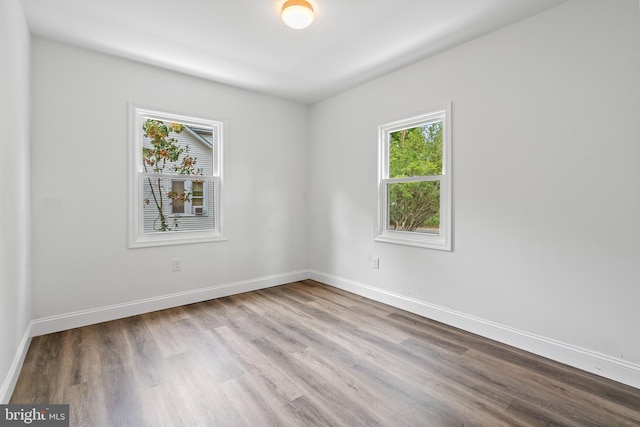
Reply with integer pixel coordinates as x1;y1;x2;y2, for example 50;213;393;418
0;323;32;404
31;270;309;337
309;270;640;390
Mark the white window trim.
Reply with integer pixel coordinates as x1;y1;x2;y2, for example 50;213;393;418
375;103;452;251
128;104;227;248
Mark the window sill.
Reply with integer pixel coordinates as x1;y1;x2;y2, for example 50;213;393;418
375;231;451;251
129;230;227;248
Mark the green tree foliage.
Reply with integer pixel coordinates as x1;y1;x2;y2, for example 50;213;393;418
388;122;442;232
142;119;202;231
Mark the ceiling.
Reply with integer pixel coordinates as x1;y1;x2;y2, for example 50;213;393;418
21;0;567;104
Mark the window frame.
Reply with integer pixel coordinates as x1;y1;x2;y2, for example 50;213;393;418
375;103;452;251
128;104;226;248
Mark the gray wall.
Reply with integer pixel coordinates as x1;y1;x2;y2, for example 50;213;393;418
308;0;640;366
0;0;31;402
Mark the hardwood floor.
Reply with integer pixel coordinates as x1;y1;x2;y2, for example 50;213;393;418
11;280;640;426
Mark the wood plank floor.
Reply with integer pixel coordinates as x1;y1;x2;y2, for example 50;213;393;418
11;280;640;426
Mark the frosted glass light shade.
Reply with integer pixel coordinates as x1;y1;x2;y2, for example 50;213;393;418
281;0;315;29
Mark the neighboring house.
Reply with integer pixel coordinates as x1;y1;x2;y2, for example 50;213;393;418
142;124;215;234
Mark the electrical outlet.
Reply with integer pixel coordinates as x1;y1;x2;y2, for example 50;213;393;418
372;257;379;269
172;258;182;272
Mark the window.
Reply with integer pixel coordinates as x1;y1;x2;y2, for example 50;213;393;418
129;105;225;248
171;180;185;214
170;179;206;215
376;104;452;250
191;180;204;212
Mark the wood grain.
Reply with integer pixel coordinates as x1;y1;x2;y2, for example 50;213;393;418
11;280;640;426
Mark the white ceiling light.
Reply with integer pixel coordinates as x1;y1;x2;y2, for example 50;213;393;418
281;0;315;30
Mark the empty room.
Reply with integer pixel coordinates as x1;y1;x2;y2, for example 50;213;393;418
1;0;639;425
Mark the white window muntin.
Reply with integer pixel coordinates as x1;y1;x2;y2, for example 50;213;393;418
376;104;452;251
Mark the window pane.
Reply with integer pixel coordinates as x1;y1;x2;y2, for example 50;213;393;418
389;122;442;178
143;176;215;233
387;181;440;234
142;119;214;176
171;180;185;214
192;181;204;207
192;181;203;196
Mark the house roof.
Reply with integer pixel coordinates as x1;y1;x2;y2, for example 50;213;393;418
185;126;213;149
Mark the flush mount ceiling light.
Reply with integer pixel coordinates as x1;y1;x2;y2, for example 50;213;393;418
281;0;315;29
